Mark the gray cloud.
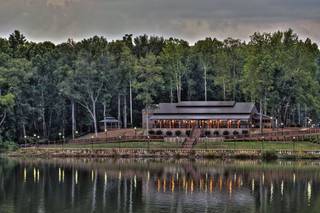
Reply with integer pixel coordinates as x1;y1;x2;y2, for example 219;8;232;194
0;0;319;44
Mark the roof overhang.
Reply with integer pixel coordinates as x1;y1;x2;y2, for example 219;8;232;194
150;114;251;120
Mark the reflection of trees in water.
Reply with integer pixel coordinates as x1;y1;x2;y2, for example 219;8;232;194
1;158;320;212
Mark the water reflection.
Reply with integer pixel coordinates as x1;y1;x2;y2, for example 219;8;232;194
1;158;320;213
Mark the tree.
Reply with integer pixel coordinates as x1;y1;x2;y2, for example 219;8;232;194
134;54;163;134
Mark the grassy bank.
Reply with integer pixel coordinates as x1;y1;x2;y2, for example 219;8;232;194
7;140;320;160
45;140;320;151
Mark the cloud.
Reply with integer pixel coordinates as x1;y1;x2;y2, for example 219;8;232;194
0;0;319;44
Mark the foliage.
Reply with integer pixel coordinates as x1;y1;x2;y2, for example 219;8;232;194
0;29;319;144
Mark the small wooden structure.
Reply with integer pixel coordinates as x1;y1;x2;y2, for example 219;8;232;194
99;116;121;129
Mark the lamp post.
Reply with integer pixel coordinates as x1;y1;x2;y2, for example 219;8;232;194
58;132;62;146
281;123;284;136
33;134;36;146
134;127;137;138
91;135;94;153
147;136;150;151
62;135;65;147
292;136;296;152
24;135;27;147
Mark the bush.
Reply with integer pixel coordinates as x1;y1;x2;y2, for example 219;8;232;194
156;130;163;135
242;130;249;136
148;130;155;135
205;130;211;136
262;150;278;161
186;130;191;137
0;141;19;151
166;131;173;136
233;131;239;136
223;131;230;136
175;130;182;136
213;131;220;136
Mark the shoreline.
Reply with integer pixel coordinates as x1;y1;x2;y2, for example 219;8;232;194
6;147;320;160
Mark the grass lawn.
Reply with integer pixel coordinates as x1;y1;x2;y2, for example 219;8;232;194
54;141;182;149
42;140;320;151
195;141;320;150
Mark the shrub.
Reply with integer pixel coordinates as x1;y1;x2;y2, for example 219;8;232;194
242;130;249;136
223;131;230;136
262;150;278;161
156;130;163;135
186;130;191;136
166;131;173;136
148;130;155;135
233;131;239;136
175;130;182;136
0;141;19;151
213;131;220;136
205;130;211;136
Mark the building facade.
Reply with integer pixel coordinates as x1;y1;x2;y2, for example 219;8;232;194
143;101;271;136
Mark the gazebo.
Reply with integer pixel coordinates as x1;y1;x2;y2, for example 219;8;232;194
99;116;121;129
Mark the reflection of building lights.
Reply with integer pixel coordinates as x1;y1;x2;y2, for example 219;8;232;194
171;177;175;193
62;169;64;183
191;180;194;193
33;168;36;183
37;169;40;182
75;170;78;185
307;181;312;206
251;179;255;192
270;183;274;202
210;178;213;192
262;173;265;185
104;172;107;186
92;170;94;182
118;171;122;181
163;177;166;192
59;168;61;183
293;173;296;184
147;171;150;181
281;180;284;197
219;176;223;192
134;175;137;189
157;179;160;192
23;168;27;183
229;180;232;196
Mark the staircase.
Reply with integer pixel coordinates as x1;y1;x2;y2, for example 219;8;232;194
182;127;202;149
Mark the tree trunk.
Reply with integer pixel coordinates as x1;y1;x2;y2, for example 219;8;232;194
123;94;127;128
170;81;173;103
223;78;226;101
92;100;98;136
71;99;76;139
204;64;207;101
146;105;149;136
41;90;47;138
259;98;263;134
103;102;107;131
129;80;133;126
118;94;121;129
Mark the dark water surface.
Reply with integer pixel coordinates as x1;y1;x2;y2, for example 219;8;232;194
1;158;320;213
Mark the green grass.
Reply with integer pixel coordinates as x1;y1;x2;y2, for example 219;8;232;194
195;141;320;150
41;140;320;151
51;141;182;149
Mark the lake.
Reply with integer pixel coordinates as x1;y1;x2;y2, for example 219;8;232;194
0;158;320;213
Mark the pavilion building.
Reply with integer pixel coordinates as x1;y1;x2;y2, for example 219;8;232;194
143;101;271;136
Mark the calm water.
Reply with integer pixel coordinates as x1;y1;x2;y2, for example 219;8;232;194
1;158;320;213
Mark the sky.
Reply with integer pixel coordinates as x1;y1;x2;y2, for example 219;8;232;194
0;0;319;44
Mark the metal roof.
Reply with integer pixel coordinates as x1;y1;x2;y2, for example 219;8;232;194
150;114;251;120
153;102;257;115
99;117;120;123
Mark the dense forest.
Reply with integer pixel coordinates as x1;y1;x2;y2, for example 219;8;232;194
0;29;319;143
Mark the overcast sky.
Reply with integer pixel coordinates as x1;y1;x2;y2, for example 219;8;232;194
0;0;319;44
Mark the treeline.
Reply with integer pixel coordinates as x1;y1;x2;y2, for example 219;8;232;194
0;29;319;143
